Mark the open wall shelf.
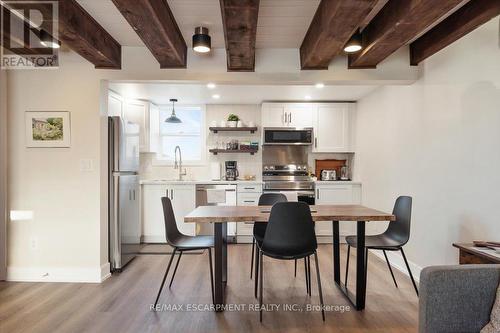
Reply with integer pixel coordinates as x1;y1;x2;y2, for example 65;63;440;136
209;149;258;155
209;127;258;134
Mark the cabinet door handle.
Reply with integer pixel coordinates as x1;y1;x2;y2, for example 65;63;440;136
166;189;170;199
133;189;136;201
129;190;132;201
316;189;320;200
289;112;292;124
244;187;255;190
283;112;287;125
244;200;256;203
170;189;174;200
315;137;318;148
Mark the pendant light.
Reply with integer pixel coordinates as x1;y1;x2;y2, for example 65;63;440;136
192;27;211;53
39;29;61;49
165;99;182;123
344;30;363;53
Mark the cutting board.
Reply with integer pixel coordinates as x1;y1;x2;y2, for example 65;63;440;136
315;159;346;178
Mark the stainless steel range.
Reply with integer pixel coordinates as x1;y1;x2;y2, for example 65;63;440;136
262;145;315;204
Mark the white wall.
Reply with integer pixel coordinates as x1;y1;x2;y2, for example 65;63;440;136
140;104;262;181
0;68;7;280
355;18;500;275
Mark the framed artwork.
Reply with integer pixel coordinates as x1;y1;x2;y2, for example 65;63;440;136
25;111;71;148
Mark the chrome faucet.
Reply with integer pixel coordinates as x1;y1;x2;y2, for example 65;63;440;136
174;145;187;181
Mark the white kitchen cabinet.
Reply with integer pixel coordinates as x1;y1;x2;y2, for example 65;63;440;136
315;183;362;236
141;184;195;243
313;103;354;153
261;103;314;128
236;184;262;241
261;103;286;127
108;91;123;117
285;104;314;127
122;99;159;153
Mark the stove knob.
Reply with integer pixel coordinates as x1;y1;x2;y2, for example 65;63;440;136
297;166;302;170
264;166;268;171
270;166;275;170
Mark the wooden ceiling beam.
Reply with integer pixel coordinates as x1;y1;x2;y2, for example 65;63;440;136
112;0;186;69
300;0;380;70
349;0;470;68
58;0;122;69
220;0;260;72
410;0;500;65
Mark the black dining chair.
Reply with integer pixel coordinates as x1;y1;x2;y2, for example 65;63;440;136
255;202;325;322
153;197;214;308
344;196;418;296
251;193;312;297
250;193;287;279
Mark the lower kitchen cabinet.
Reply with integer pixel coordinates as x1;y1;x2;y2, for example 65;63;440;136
141;184;195;243
236;186;262;242
315;183;362;236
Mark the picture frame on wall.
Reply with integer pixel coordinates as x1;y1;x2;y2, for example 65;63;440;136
25;111;71;148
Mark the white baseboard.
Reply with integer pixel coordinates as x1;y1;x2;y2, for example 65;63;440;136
370;249;422;283
7;263;111;283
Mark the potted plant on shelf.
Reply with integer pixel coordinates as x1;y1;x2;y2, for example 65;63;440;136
227;114;239;127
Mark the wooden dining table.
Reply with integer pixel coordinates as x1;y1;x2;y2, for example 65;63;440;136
184;204;395;311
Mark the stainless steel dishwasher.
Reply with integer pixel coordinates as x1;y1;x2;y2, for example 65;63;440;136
195;184;237;242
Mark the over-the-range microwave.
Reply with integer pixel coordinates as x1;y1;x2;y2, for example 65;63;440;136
263;127;313;145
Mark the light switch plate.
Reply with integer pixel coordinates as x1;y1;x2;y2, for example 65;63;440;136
79;159;94;172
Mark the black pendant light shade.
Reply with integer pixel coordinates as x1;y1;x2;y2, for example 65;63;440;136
192;27;211;53
165;99;182;123
39;29;61;49
344;30;363;53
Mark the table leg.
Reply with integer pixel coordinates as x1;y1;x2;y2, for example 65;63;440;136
356;221;366;310
332;221;340;284
214;222;227;311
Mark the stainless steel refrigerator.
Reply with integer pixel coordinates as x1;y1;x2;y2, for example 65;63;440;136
108;116;140;272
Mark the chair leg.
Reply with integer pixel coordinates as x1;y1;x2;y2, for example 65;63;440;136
250;238;255;279
382;250;398;288
304;257;309;295
313;252;325;321
254;243;259;298
308;256;312;296
400;248;419;296
169;251;183;288
345;245;350;287
154;247;177;308
294;259;297;277
208;248;215;304
259;250;264;322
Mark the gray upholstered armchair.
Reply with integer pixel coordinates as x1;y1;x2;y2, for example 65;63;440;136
419;265;500;333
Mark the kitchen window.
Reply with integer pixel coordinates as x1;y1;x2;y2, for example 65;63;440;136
155;105;206;165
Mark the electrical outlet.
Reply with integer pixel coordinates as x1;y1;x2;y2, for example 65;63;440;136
79;159;94;172
30;237;38;250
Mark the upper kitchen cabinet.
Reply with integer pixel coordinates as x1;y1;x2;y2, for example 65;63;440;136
261;103;313;128
121;99;159;153
261;102;355;152
313;103;355;153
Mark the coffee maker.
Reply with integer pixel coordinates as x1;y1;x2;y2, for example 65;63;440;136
225;161;239;181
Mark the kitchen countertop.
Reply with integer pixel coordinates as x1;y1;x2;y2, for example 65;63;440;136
315;180;362;185
140;179;263;185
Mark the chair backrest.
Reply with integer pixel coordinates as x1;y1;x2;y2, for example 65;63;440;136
384;196;412;246
161;197;183;245
261;202;317;257
258;192;287;206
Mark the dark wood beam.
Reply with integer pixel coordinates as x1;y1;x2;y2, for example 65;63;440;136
349;0;470;68
59;0;122;69
410;0;500;65
220;0;260;72
111;0;187;69
2;0;121;69
300;0;380;70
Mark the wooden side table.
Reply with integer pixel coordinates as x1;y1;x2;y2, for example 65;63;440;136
453;243;500;264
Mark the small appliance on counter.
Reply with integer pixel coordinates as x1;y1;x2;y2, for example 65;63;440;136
321;169;337;181
225;161;239;181
340;165;349;180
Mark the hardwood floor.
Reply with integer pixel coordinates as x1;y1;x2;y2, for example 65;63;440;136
0;245;418;333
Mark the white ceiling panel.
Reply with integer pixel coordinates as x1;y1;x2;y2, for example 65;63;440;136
108;82;377;105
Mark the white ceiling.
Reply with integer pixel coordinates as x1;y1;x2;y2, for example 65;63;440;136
108;82;378;105
76;0;320;49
